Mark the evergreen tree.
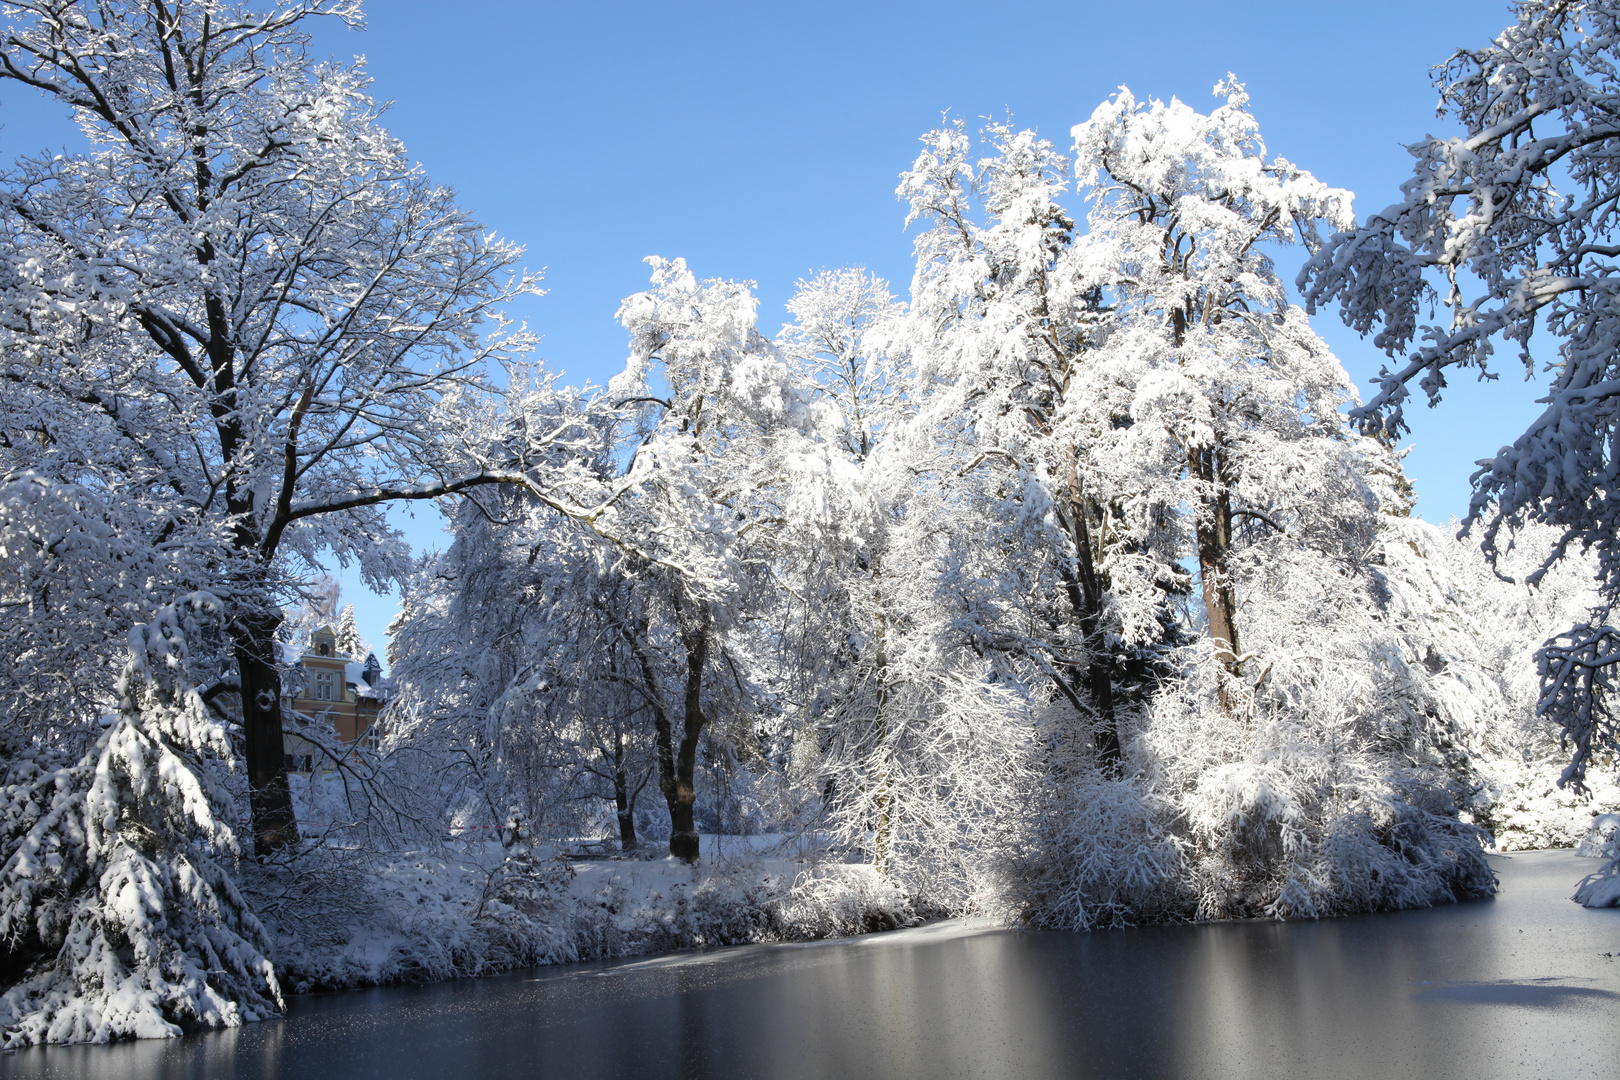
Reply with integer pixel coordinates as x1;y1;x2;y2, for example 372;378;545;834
0;597;280;1044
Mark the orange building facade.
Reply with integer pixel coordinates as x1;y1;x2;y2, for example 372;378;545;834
282;624;386;772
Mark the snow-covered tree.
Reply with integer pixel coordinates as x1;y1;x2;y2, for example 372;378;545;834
0;596;279;1045
0;0;616;851
771;269;1035;906
1071;79;1361;691
1296;0;1620;889
1377;516;1618;851
388;486;662;852
332;605;369;662
1299;0;1620;589
897;118;1143;768
391;258;815;861
889;86;1500;924
0;473;180;752
604;257;820;860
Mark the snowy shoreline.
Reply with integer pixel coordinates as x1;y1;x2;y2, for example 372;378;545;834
258;825;1620;1003
252;838;920;997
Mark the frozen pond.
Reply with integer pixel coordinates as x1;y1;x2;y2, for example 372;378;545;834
2;850;1616;1080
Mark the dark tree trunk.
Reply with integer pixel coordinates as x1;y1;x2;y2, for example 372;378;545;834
1191;445;1240;674
611;730;637;851
665;609;709;863
632;599;709;864
1062;463;1121;771
234;609;299;853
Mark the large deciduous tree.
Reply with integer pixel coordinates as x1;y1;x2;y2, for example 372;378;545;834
898;119;1138;768
607;257;817;861
1071;80;1361;702
0;0;591;851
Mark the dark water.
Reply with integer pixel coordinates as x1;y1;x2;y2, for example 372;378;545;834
3;851;1618;1080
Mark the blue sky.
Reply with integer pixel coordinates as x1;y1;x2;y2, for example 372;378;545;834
2;1;1543;658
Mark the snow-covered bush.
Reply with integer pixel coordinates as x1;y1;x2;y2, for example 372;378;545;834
570;858;917;957
244;843;578;992
0;597;280;1045
1140;632;1493;922
1009;769;1184;929
1572;812;1620;908
1376;517;1619;850
768;864;917;937
1572;811;1620;908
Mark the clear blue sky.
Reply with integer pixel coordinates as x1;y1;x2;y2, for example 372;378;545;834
1;1;1542;659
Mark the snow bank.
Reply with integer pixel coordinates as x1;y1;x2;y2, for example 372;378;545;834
1485;764;1620;852
1571;814;1620;908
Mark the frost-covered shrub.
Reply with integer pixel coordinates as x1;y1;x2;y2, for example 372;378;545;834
571;866;782;957
769;864;917;937
1574;866;1620;908
1484;761;1620;852
570;859;917;957
1131;524;1499;922
1377;517;1620;851
0;597;280;1046
246;843;578;992
1010;770;1184;929
1577;813;1619;860
1573;814;1620;908
816;660;1039;917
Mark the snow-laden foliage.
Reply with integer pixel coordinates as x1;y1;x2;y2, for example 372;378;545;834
1298;0;1620;861
770;269;1038;912
388;494;668;851
0;597;279;1045
239;834;579;992
1573;812;1620;906
570;859;916;958
0;0;610;853
1377;517;1618;850
1299;0;1620;588
1146;527;1495;921
248;843;917;993
885;85;1494;924
0;472;200;749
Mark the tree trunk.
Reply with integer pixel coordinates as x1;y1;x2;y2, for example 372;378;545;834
234;609;300;854
668;612;709;863
644;595;710;864
1063;461;1121;771
1191;446;1240;673
612;730;637;851
870;566;893;874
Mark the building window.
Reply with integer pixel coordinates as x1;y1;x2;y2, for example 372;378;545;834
315;670;334;701
317;641;331;656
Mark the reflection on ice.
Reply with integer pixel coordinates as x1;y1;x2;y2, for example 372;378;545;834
1410;978;1620;1007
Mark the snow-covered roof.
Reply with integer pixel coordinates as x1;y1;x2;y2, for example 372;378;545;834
344;660;392;700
